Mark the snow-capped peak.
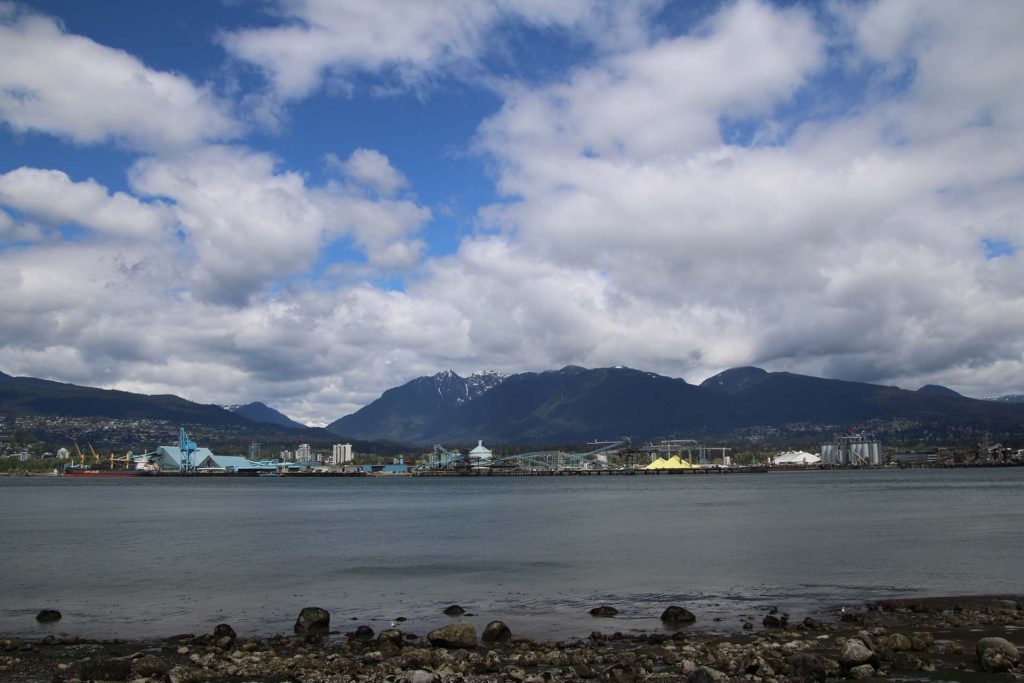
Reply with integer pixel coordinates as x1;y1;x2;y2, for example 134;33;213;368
424;368;507;404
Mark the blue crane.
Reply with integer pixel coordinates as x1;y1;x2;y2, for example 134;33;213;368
178;426;198;472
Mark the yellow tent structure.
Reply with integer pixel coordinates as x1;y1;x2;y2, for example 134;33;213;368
645;457;669;470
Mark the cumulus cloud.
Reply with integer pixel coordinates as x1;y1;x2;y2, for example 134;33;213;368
0;7;238;150
328;148;408;197
0;167;170;239
129;145;429;305
0;207;44;242
221;0;658;100
480;0;823;175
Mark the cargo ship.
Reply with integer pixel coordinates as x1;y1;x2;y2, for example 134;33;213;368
62;464;154;477
62;443;157;477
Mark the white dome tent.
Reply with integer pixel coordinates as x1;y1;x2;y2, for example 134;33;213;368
772;450;821;465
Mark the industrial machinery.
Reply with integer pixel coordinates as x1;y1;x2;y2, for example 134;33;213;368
178;426;198;472
496;439;628;472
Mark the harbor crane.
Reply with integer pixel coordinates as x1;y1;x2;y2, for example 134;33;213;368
178;426;198;472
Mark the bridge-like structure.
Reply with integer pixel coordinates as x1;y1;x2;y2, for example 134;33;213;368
418;444;470;471
495;439;628;472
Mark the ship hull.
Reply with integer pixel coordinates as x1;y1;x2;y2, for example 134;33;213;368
63;470;154;477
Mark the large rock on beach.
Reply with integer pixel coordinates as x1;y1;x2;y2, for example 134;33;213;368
660;606;697;624
911;631;934;651
481;620;512;642
848;663;875;679
212;623;236;640
443;604;466;616
377;628;403;645
349;625;375;642
789;653;827;682
293;606;330;635
590;605;619;617
839;639;878;670
762;614;782;628
887;632;911;651
35;609;61;623
976;636;1021;672
427;622;478;649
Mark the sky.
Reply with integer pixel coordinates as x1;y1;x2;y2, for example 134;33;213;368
1;0;1023;425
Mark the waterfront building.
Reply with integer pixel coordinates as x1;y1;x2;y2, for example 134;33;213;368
296;443;311;460
469;440;492;467
331;443;353;464
361;456;408;474
772;450;820;465
141;445;273;473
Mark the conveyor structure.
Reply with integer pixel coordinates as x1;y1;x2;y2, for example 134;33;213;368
496;439;628;471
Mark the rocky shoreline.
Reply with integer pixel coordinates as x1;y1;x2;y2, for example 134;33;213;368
1;595;1021;682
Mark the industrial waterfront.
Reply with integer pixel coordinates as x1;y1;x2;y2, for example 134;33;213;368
2;467;1021;642
37;424;1022;478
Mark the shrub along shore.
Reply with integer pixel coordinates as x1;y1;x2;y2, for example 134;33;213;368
1;595;1021;682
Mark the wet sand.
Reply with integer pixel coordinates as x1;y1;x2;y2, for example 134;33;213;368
1;595;1021;682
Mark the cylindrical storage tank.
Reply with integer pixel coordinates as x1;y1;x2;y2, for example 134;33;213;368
869;442;882;465
820;444;836;464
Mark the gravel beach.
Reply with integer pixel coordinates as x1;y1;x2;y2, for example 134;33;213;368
1;595;1022;682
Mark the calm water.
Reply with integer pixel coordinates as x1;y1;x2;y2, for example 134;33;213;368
1;468;1021;640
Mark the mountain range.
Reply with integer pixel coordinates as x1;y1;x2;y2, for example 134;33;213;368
223;401;307;430
0;372;418;457
4;366;1024;448
0;371;251;426
327;365;1024;444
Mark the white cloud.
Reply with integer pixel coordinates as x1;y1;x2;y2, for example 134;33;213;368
0;8;238;150
0;207;43;242
0;167;170;239
223;0;494;99
480;0;823;178
329;148;408;197
129;145;430;305
221;0;659;100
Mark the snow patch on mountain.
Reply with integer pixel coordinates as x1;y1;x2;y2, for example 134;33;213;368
429;369;507;405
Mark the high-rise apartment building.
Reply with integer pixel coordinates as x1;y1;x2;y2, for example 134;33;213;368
331;443;353;465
